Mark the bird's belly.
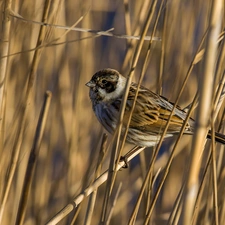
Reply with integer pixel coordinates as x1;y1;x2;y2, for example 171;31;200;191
94;103;173;147
126;128;173;147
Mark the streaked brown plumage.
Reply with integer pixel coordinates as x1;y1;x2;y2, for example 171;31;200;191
86;68;225;147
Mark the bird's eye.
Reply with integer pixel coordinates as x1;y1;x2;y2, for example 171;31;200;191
102;79;108;84
100;79;114;92
101;79;111;88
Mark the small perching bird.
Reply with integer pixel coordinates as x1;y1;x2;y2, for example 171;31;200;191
86;68;225;147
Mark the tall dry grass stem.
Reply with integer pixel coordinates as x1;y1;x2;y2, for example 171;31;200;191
0;0;52;223
15;91;52;225
182;0;223;224
100;1;158;224
0;0;12;165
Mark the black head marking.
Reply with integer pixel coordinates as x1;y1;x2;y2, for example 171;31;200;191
91;69;120;93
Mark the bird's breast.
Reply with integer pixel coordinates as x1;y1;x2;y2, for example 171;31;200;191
93;103;118;134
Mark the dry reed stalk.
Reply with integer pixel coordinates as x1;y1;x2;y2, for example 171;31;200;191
149;29;210;223
182;0;223;224
0;0;52;223
0;0;12;171
191;150;212;225
123;0;165;221
83;134;107;225
144;95;198;224
167;184;184;225
122;0;152;72
15;91;52;225
105;182;122;225
123;0;131;38
135;17;207;225
46;146;145;225
210;123;218;225
121;0;165;155
100;1;158;224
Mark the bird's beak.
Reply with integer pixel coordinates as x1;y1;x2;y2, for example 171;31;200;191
85;80;96;88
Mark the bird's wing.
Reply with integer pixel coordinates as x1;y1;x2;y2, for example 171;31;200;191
123;85;192;134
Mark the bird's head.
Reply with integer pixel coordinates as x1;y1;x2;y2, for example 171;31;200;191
86;69;127;104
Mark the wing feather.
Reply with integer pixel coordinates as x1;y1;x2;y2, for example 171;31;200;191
122;83;192;134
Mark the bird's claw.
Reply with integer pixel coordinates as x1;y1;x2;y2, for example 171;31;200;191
119;155;129;168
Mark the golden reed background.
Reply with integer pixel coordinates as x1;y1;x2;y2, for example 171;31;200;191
0;0;225;224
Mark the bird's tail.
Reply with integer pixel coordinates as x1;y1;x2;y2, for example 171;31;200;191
207;130;225;145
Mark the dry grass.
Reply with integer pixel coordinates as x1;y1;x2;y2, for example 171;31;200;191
0;0;225;225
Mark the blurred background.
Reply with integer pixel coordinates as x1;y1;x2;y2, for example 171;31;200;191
0;0;224;224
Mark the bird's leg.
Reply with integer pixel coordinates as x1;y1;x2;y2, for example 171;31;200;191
119;155;129;168
119;146;144;168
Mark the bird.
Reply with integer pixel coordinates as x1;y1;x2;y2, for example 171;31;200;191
86;68;225;147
